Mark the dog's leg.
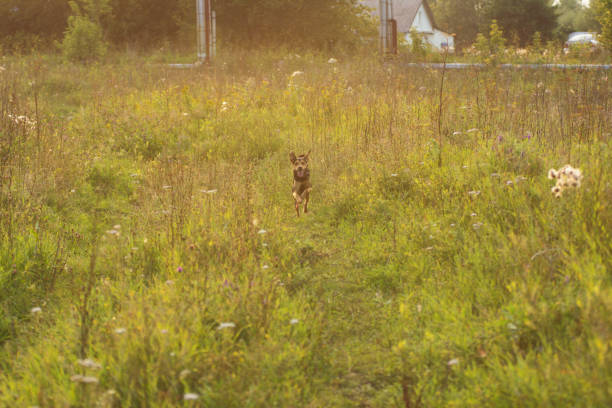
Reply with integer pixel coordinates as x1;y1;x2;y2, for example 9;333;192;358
295;200;300;217
304;193;309;214
292;191;302;204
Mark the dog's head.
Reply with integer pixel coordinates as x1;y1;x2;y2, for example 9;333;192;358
290;151;310;179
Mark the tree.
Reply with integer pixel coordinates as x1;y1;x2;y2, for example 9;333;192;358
429;0;489;51
556;0;600;40
104;0;186;47
211;0;375;50
593;0;612;50
486;0;557;46
2;0;376;52
0;0;70;49
60;0;110;61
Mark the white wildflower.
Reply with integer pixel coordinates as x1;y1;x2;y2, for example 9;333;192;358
291;71;304;78
328;58;338;64
71;375;99;384
290;318;299;325
30;307;42;314
468;190;480;197
217;322;236;330
184;393;199;400
472;222;483;230
257;229;267;235
507;323;518;330
262;264;269;269
447;358;459;366
114;328;127;334
77;359;102;370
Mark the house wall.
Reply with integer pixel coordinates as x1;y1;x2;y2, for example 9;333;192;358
410;4;433;34
429;29;454;50
404;29;454;51
403;4;454;51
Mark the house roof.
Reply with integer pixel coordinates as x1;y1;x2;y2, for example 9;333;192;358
360;0;437;33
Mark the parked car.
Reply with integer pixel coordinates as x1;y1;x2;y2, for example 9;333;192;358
564;32;600;53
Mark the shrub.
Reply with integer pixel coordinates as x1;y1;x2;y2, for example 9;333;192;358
409;28;429;58
473;20;507;65
59;15;107;62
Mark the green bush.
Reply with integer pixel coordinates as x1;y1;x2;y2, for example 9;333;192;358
60;15;107;62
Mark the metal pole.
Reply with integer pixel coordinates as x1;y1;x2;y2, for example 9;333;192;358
196;0;206;61
212;11;216;58
204;0;211;62
379;0;386;53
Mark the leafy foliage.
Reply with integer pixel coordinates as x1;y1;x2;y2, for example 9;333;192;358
59;0;110;61
60;15;107;61
474;20;507;64
594;0;612;51
429;0;488;51
431;0;557;49
556;0;600;40
486;0;557;45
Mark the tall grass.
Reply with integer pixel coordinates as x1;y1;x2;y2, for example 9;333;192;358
0;50;610;406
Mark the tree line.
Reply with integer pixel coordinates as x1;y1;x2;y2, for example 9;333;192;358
430;0;602;50
0;0;610;53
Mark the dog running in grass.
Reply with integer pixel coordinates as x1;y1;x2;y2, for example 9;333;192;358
290;151;312;216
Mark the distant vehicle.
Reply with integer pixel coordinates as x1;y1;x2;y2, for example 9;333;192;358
564;32;600;52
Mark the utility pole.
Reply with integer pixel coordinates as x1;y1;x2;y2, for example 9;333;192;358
379;0;397;55
196;0;215;62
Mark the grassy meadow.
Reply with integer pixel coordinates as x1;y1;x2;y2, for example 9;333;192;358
0;50;611;407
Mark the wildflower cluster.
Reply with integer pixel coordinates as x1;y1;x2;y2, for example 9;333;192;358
6;113;36;130
548;165;583;198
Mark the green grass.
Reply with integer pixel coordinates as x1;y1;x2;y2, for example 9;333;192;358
0;51;610;407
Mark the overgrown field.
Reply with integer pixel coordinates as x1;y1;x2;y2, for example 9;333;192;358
0;51;610;407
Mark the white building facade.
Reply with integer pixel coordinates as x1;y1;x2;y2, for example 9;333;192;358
362;0;455;51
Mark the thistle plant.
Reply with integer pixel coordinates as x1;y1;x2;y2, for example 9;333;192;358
548;164;583;198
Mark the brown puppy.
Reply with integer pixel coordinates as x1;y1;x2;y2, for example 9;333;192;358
290;151;312;216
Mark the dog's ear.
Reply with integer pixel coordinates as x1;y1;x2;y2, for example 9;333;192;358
305;150;311;160
289;152;297;163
